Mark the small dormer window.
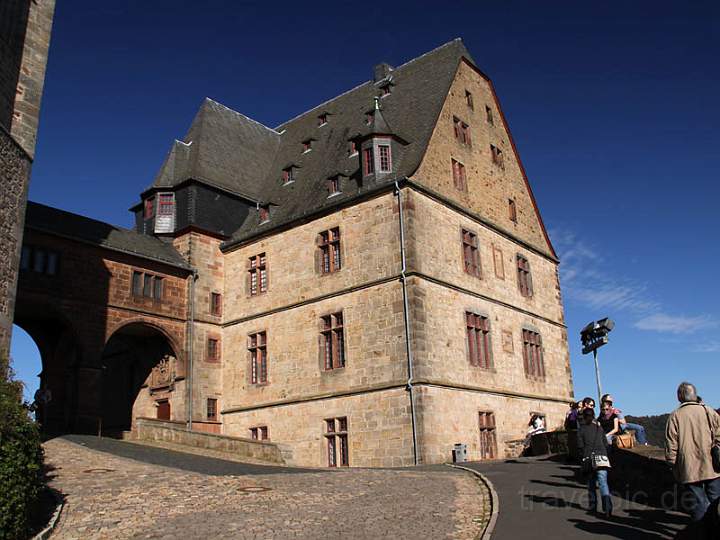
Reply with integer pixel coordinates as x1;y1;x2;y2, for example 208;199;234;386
380;84;391;97
363;147;374;175
302;139;312;152
282;167;295;185
318;114;328;126
154;193;176;233
365;111;374;125
259;205;270;223
144;198;154;219
328;176;341;196
378;144;391;172
348;140;357;156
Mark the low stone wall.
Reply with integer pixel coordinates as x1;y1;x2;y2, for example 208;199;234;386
134;418;286;465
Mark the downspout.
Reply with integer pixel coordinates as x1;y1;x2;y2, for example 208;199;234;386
186;229;198;431
395;180;419;465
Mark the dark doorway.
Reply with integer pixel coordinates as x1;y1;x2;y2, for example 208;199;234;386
156;400;170;420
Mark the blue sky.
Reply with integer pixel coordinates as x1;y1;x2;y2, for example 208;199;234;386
10;0;720;415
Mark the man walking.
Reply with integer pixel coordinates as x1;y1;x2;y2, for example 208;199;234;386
665;382;720;526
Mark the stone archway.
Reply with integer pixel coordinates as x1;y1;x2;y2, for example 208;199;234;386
100;322;184;434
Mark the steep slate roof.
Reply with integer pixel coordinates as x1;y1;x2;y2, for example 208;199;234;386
223;38;473;246
25;202;191;270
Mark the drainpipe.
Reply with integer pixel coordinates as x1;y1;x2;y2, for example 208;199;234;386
186;266;198;431
394;180;419;465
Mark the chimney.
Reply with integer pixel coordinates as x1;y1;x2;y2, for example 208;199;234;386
373;63;393;82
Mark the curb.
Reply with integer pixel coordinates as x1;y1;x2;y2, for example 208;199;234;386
449;464;499;540
31;488;64;540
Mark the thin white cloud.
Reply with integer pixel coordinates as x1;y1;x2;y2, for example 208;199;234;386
633;313;718;334
692;341;720;353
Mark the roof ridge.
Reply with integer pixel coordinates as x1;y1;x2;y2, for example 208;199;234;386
27;200;133;233
202;97;280;135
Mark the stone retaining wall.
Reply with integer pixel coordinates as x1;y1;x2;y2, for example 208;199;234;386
134;417;287;465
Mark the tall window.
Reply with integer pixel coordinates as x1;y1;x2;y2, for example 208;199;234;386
328;176;341;196
207;398;218;421
490;144;503;167
144;198;154;219
466;312;492;369
249;331;268;384
248;253;268;295
363;147;374;175
453;116;471;146
478;412;497;460
517;255;533;297
132;271;163;300
250;426;268;440
210;292;222;316
485;105;494;125
465;90;474;110
322;312;345;370
452;159;466;191
207;338;220;362
522;330;544;378
508;199;517;223
319;228;341;274
462;229;480;277
158;193;175;216
325;417;349;467
378;144;392;172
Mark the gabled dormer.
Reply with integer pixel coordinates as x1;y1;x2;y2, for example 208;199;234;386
358;97;406;182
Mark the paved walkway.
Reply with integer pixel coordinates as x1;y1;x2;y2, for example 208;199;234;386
466;456;689;539
45;436;489;539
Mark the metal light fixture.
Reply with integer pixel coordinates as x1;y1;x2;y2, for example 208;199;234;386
580;318;615;405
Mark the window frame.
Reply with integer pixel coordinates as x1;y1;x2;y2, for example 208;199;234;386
478;411;497;460
144;197;154;219
131;270;163;301
321;312;346;371
453;116;472;146
206;398;218;421
516;254;533;298
485;105;494;125
508;198;517;223
465;90;474;110
325;417;349;467
363;147;375;176
250;426;269;440
452;158;467;191
248;331;268;385
461;228;481;278
328;176;341;196
522;329;545;379
282;167;295;185
318;228;342;274
207;337;220;363
248;253;268;296
490;144;504;167
210;292;222;316
466;312;492;369
378;144;392;172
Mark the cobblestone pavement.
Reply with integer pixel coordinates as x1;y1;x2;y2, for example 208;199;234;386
45;437;488;539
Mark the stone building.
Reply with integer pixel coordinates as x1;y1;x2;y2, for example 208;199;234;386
16;39;574;466
0;0;55;354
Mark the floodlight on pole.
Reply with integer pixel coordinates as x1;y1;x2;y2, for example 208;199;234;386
580;318;615;406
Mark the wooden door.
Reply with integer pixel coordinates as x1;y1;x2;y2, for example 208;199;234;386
156;400;170;421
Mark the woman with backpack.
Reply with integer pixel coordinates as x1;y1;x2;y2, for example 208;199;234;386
578;406;613;517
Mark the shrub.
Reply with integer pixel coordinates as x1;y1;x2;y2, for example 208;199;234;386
0;355;44;540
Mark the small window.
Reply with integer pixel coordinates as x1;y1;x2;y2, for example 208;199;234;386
517;255;533;297
210;292;222;316
46;252;59;276
207;398;218;421
248;253;268;296
508;199;517;222
522;329;544;378
132;271;143;296
249;331;268;384
465;90;474;110
365;111;374;125
302;139;312;152
380;84;391;96
462;229;480;277
467;312;492;369
21;246;60;276
144;198;154;219
207;338;220;362
478;411;497;460
258;205;270;223
490;144;503;167
158;193;175;216
325;417;349;467
132;271;164;301
363;147;374;175
318;228;341;274
328;176;341;196
451;159;466;191
486;105;494;125
250;426;269;440
20;246;31;271
33;250;46;273
321;312;345;370
153;276;163;301
318;113;328;126
282;167;295;185
453;116;471;146
348;140;357;156
378;145;391;172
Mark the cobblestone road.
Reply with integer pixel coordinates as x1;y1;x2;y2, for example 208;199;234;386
45;437;488;539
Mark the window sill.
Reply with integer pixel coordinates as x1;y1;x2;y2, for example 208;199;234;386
322;366;346;374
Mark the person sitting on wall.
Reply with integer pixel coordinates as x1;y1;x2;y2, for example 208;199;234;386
601;393;648;445
523;414;547;451
598;400;621;445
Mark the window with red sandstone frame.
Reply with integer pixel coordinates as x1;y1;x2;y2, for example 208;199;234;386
517;254;533;297
318;228;341;274
206;398;217;421
466;312;492;369
207;337;220;362
248;253;267;295
378;144;391;172
325;417;349;467
363;147;374;175
321;312;345;370
522;329;545;378
250;426;268;440
462;229;481;277
453;116;471;146
452;159;466;191
249;331;267;384
210;292;222;316
478;411;497;459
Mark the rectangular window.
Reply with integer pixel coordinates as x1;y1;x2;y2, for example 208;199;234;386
282;167;294;185
20;246;31;271
207;398;217;421
462;229;481;277
249;331;268;384
153;276;163;300
453;116;471;146
478;411;497;460
45;252;58;276
486;105;494;125
366;111;374;125
144;198;154;219
363;147;374;175
517;255;533;297
522;329;545;378
158;193;175;216
322;312;345;370
452;159;466;191
508;199;517;223
248;253;268;295
378;144;391;172
210;292;222;316
319;228;341;274
466;90;474;110
466;312;492;369
325;417;349;467
328;176;341;196
348;140;357;156
258;205;270;223
250;426;269;440
490;144;504;167
381;83;391;96
33;249;46;273
132;271;143;296
207;338;220;362
19;245;60;276
302;139;312;152
318;113;328;126
132;271;164;300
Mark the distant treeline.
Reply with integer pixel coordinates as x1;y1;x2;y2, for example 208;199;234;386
625;414;670;448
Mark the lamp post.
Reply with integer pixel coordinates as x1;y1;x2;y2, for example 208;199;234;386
580;318;615;406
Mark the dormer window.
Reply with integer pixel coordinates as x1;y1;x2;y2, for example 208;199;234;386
378;144;391;172
365;111;374;125
328;176;341;196
144;198;154;219
318;113;328;126
363;147;374;175
154;192;176;234
380;84;392;97
258;205;270;223
348;140;357;156
302;139;313;152
282;167;295;185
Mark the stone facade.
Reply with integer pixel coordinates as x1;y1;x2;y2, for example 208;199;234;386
0;0;55;354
